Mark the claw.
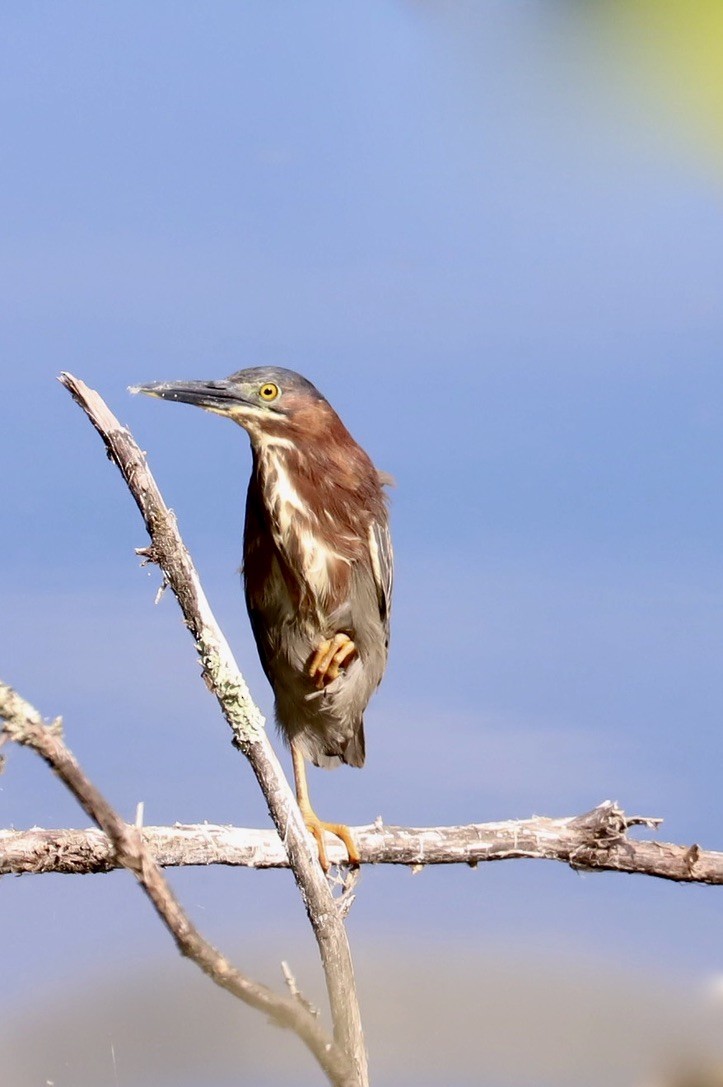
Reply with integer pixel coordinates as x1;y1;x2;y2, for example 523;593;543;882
309;633;357;689
300;806;360;871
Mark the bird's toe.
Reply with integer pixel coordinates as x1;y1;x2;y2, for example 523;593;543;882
308;633;357;688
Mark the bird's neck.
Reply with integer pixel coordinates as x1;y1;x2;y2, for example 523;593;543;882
252;436;311;541
248;434;360;614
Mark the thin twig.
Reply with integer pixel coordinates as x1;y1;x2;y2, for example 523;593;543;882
0;681;354;1087
2;804;721;884
281;961;319;1017
58;373;367;1086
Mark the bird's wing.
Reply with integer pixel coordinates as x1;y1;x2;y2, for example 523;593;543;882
369;516;393;630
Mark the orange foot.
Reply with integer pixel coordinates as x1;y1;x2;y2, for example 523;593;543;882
308;633;357;689
300;802;360;871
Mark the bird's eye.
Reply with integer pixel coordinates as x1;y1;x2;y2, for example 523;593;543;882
259;382;280;402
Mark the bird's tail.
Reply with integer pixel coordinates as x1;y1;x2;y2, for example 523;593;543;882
342;722;365;768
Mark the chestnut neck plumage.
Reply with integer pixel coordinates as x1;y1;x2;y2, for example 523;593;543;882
243;402;385;616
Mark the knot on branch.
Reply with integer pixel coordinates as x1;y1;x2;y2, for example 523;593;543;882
567;801;661;872
135;544;159;566
569;801;628;841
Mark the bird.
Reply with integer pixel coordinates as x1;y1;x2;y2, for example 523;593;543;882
133;367;393;869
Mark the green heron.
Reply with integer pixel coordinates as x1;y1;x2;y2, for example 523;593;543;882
133;367;392;869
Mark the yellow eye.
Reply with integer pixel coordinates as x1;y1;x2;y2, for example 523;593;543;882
259;382;280;402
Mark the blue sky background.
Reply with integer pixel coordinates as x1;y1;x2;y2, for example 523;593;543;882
2;3;723;1085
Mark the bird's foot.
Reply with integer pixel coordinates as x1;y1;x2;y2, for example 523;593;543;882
299;802;360;871
308;633;357;689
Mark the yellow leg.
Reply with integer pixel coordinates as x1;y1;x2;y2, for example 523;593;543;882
291;741;360;871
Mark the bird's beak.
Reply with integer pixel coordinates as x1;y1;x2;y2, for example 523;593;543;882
129;378;247;415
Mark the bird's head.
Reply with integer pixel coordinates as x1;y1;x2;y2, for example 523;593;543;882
130;366;333;445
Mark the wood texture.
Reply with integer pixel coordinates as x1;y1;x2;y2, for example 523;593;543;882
2;804;721;883
0;681;355;1087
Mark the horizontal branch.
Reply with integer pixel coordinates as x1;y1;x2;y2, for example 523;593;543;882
2;803;721;884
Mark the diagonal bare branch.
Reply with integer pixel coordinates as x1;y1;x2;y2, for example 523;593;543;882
0;681;355;1087
58;372;367;1086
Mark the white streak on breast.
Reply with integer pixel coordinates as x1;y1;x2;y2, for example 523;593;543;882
298;527;350;599
368;522;383;592
258;440;349;605
258;442;305;537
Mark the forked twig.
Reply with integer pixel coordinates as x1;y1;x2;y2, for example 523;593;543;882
0;681;354;1087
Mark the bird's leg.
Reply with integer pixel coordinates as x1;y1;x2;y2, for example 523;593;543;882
308;632;357;689
291;741;360;871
